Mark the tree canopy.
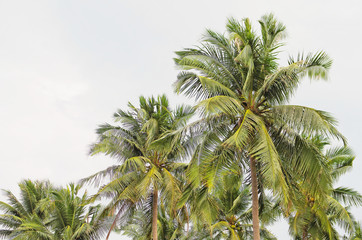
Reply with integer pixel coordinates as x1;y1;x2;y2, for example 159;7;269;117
0;13;359;240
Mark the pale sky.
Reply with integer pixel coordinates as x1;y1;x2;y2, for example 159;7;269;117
0;1;361;239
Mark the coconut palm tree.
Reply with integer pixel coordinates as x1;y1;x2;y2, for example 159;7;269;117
82;95;194;239
210;172;278;240
0;181;109;240
288;137;362;239
48;184;109;240
174;13;345;239
0;180;53;239
178;151;279;240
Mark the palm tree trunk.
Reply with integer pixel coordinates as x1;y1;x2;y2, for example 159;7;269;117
302;227;308;240
152;186;158;240
250;157;260;240
105;208;123;240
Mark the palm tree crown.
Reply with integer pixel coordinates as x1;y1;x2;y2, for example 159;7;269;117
83;94;194;239
288;137;362;239
0;180;53;239
0;181;107;240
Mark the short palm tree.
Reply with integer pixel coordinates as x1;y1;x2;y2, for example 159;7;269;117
49;184;109;240
0;180;53;239
0;181;108;240
288;137;362;239
210;172;278;240
174;13;344;239
179;154;279;240
82;95;194;239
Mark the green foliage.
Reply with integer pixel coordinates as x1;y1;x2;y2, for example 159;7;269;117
0;180;53;239
174;13;343;239
82;95;194;239
0;181;108;240
287;137;362;239
2;13;360;240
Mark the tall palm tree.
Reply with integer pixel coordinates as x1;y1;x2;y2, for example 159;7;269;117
82;95;194;239
174;14;344;239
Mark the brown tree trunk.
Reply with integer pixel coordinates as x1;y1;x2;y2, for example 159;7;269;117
250;157;260;240
302;227;308;240
105;208;123;240
152;187;158;240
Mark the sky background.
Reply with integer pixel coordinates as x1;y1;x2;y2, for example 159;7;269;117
0;0;361;239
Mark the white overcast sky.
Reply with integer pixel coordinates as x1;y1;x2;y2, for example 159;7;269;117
0;1;361;239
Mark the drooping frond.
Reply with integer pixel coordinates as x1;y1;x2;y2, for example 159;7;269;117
250;120;289;203
223;109;257;148
272;105;346;144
